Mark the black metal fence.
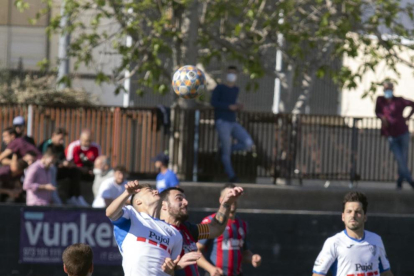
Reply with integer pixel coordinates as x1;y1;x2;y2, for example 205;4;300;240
170;109;411;183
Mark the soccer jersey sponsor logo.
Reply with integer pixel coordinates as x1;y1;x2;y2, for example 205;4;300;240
314;258;323;267
222;238;244;250
149;230;170;245
355;263;373;271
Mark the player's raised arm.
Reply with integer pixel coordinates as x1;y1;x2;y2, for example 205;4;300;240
203;186;243;239
106;180;140;221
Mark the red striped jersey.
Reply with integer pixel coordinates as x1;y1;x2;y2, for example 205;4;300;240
173;222;210;276
199;214;249;276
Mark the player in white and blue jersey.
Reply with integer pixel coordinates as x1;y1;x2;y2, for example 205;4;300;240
106;180;197;276
312;192;394;276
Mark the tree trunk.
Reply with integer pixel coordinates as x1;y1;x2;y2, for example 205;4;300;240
291;70;316;114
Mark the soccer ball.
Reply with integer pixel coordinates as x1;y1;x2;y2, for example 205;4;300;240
172;65;206;99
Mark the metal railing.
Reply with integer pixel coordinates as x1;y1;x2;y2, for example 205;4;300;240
0;104;408;183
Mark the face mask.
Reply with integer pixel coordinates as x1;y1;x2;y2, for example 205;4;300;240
93;168;102;175
384;89;393;99
226;73;237;83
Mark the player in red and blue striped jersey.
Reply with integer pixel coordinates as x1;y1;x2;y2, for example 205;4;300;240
197;183;261;276
160;186;244;276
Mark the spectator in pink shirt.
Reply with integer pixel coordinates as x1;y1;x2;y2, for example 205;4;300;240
23;148;57;206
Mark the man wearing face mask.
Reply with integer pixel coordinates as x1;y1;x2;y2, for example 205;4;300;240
375;81;414;189
211;66;254;182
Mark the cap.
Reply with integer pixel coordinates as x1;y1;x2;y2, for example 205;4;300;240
13;116;25;126
151;153;169;165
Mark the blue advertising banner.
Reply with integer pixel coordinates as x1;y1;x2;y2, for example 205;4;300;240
19;207;122;265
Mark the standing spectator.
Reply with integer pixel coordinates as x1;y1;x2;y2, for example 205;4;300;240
0;130;41;166
23;148;57;206
0;155;28;202
211;66;253;182
92;155;114;198
152;153;179;193
66;129;101;181
62;243;94;276
12;116;35;145
375;81;414;189
197;183;261;276
38;128;87;206
92;165;127;208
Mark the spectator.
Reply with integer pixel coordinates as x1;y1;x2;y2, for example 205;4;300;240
66;129;101;181
0;129;41;166
152;153;179;193
38;128;87;206
0;155;28;202
12;116;35;145
92;165;127;208
62;243;94;276
211;66;254;182
23;148;58;206
22;150;37;166
92;155;114;198
0;127;17;164
375;81;414;189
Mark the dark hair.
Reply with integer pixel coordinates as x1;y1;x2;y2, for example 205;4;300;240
227;65;238;71
343;192;368;214
62;243;93;276
130;183;153;205
43;147;57;157
222;183;235;191
25;150;38;158
3;127;16;136
114;165;127;173
159;187;185;202
16;159;28;171
53;127;67;136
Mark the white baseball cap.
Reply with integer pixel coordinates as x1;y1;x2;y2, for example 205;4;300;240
13;116;25;126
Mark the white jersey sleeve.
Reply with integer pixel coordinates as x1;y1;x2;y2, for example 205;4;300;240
313;237;337;275
378;238;391;273
170;230;183;260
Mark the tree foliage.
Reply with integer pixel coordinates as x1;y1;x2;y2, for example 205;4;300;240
17;0;414;112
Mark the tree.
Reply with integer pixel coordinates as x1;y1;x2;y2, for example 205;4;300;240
19;0;414;113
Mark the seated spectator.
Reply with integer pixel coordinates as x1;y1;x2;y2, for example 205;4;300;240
62;243;94;276
12;116;35;145
66;129;101;181
0;154;28;202
38;128;87;207
92;165;127;208
92;155;114;198
152;153;179;193
23;148;58;206
23;150;38;166
0;129;41;166
0;127;17;164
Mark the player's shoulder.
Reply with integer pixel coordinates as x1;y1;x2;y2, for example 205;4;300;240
201;213;216;224
364;230;383;242
324;231;345;245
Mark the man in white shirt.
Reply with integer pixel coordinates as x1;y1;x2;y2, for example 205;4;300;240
92;165;127;208
106;180;200;276
92;155;114;197
312;192;394;276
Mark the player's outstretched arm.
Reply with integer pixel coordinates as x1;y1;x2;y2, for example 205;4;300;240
381;271;394;276
207;187;244;238
312;274;325;276
106;180;140;221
